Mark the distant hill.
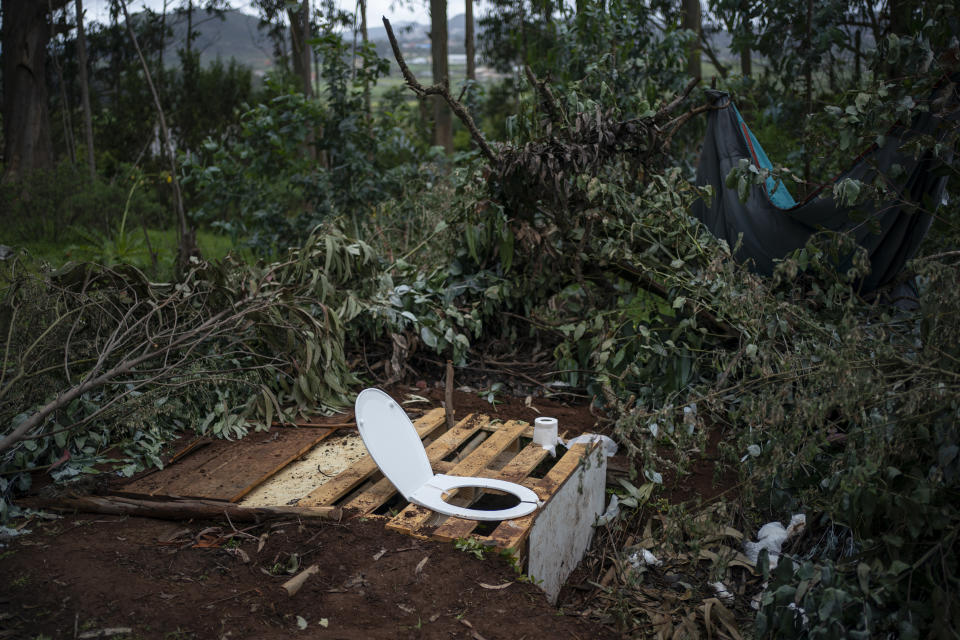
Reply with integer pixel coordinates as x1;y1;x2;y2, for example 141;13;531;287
162;9;275;72
159;10;475;74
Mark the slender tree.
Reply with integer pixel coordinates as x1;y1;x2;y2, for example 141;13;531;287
76;0;97;179
288;0;312;96
1;0;68;183
430;0;453;152
465;0;475;82
118;0;198;276
683;0;702;80
359;0;371;112
49;6;78;166
739;0;751;77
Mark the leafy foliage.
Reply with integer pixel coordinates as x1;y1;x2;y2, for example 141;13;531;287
4;1;960;637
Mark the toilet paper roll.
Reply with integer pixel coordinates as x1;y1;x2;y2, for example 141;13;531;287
533;417;559;448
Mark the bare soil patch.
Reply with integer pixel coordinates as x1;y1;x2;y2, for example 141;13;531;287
0;515;616;639
2;387;738;639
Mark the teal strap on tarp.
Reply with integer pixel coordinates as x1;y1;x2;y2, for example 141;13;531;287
691;85;957;293
731;105;797;209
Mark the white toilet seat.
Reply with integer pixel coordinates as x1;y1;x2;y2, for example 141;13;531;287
354;388;540;522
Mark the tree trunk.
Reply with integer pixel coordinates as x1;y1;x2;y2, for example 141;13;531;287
430;0;453;152
49;8;77;166
76;0;97;179
465;0;475;82
803;0;813;194
888;0;910;36
158;0;168;85
854;29;861;85
185;0;193;60
683;0;701;81
119;0;198;277
1;0;61;184
288;0;312;96
360;0;371;113
739;0;752;77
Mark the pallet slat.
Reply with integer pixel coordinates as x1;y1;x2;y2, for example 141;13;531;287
342;415;490;514
297;408;453;507
386;420;529;537
429;441;554;542
122;427;335;502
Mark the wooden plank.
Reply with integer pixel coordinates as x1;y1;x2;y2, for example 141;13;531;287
297;408;453;507
447;420;529;475
430;442;554;542
387;420;528;537
122;427;335;502
480;423;535;439
25;495;343;522
341;416;490;514
486;443;593;551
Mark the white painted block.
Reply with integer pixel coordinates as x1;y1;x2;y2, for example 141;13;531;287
526;445;607;604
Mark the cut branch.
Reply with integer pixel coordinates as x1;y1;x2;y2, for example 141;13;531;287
382;17;496;164
21;495;344;522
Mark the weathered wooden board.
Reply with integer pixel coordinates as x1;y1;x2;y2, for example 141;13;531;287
385;420;530;535
121;427;335;502
526;444;607;604
340;414;490;513
296;407;449;507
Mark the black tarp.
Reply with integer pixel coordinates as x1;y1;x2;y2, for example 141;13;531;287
691;85;958;293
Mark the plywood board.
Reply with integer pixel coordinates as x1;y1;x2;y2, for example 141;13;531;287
121;427;335;502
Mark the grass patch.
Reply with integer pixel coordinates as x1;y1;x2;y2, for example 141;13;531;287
15;227;250;280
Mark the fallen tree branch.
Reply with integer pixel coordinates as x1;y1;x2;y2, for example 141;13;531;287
382;17;496;164
610;261;738;339
655;77;701;123
524;65;562;124
21;495;344;522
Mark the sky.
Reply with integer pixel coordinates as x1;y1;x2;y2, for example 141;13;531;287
87;0;468;27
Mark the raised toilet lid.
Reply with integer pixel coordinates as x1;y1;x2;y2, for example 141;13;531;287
355;389;540;521
355;388;433;500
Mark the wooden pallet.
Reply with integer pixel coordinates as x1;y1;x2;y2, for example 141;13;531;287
120;426;336;503
297;408;595;557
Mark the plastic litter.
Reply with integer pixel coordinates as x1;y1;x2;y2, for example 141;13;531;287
594;494;620;527
628;548;662;568
565;433;618;457
0;525;31;540
710;581;734;602
743;513;806;569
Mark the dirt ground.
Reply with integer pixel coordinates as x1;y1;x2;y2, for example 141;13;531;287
0;514;619;640
1;387;735;639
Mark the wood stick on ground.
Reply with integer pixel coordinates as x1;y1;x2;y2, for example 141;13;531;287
599;535;636;587
445;359;456;430
382;17;496;164
22;495;343;522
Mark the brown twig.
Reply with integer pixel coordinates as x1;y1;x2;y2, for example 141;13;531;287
661;102;722;150
524;65;562;124
445;359;456;430
655;77;700;123
382;17;496;164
